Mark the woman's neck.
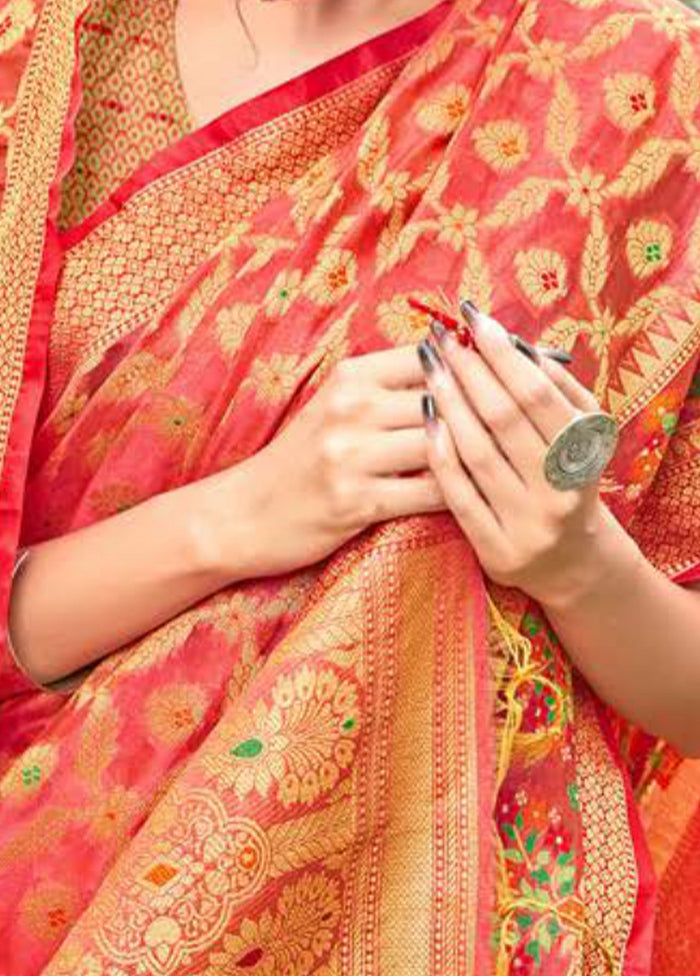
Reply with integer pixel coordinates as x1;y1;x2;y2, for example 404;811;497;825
176;0;440;127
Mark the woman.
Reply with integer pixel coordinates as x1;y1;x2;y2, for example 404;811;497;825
1;0;700;972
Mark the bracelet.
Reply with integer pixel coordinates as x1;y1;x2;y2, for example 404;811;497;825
7;548;30;669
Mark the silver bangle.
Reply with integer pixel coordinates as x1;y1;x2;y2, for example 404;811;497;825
7;548;30;667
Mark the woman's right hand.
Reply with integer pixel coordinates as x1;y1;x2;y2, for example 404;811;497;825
214;346;446;581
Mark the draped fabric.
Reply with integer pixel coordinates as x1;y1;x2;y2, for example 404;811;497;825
1;1;700;973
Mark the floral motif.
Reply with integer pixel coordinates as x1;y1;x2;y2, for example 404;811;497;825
473;120;530;173
89;481;144;519
204;872;342;976
304;248;358;306
526;40;567;81
467;13;506;48
89;786;142;842
416;83;471;134
0;0;36;56
373;170;413;212
291;156;342;231
94;792;271;974
604;73;656;131
146;683;208;746
204;665;359;806
0;744;58;802
514;249;569;308
246;353;304;404
626;218;673;279
649;6;690;41
20;882;78;943
216;303;258;354
376;293;438;344
437;203;478;250
264;270;303;318
566;166;605;217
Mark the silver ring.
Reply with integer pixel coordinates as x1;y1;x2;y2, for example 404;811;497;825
544;412;619;491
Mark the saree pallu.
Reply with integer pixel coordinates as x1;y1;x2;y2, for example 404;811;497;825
1;0;700;973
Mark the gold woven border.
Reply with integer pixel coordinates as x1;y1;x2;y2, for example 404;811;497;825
0;0;89;473
576;691;638;976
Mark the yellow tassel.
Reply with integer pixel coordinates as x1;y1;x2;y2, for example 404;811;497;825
488;596;614;973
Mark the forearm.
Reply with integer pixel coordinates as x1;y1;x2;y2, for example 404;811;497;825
8;468;253;686
541;508;700;755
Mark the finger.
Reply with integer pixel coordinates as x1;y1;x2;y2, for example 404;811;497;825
437;340;547;484
372;389;426;429
466;309;578;442
420;342;526;510
350;345;426;390
373;472;446;518
364;428;430;474
539;357;600;413
425;416;505;554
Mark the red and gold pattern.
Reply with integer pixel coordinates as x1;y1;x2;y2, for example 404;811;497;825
1;1;700;974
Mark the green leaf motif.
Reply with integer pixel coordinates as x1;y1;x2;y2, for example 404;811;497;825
526;941;542;963
231;737;265;759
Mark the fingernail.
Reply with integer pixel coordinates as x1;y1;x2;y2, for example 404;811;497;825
430;318;449;345
417;339;444;375
460;301;507;342
510;334;540;363
539;346;573;365
422;393;438;431
460;300;480;329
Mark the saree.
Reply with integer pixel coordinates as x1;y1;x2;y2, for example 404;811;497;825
1;0;700;973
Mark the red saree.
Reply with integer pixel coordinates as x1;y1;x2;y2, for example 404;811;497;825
1;1;700;974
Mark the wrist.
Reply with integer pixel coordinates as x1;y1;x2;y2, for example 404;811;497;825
175;463;264;589
537;506;645;616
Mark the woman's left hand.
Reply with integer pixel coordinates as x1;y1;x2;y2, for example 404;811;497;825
419;309;608;608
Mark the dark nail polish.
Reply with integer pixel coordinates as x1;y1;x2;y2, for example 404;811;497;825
539;346;573;365
417;339;443;375
460;300;480;329
510;334;540;363
430;319;449;346
422;393;438;429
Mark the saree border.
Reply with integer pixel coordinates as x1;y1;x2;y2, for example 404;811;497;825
0;0;89;694
61;0;451;250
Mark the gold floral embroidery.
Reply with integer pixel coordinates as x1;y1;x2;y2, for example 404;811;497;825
203;872;342;976
304;248;358;306
626;218;674;279
146;683;208;746
514;248;569;308
416;83;471;134
89;481;144;519
59;0;190;228
0;0;37;56
473;120;530;173
526;39;567;81
0;744;58;803
216;302;258;354
89;786;142;842
290;154;343;232
566;167;606;217
604;72;657;131
204;665;359;806
20;882;78;943
376;293;434;344
245;352;305;405
264;270;303;318
437;203;478;250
